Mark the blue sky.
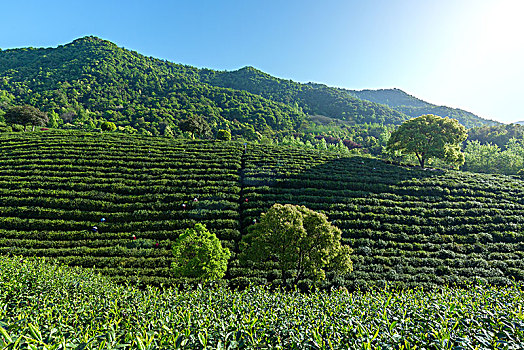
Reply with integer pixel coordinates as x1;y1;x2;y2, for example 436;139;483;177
1;0;523;123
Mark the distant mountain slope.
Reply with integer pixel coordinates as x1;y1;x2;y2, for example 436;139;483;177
349;88;499;128
203;66;409;125
467;123;524;148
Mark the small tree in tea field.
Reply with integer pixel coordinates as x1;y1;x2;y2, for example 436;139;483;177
179;115;211;139
217;129;232;141
240;203;353;286
172;223;231;281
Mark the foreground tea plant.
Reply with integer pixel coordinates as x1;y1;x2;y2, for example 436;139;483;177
1;256;523;349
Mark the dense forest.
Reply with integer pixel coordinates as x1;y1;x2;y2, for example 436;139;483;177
350;88;499;128
0;37;305;138
0;36;495;143
203;67;408;125
461;123;524;174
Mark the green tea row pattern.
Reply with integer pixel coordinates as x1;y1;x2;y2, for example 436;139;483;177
0;131;243;285
2;131;524;289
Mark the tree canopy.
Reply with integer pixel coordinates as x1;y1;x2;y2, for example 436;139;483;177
4;105;48;131
387;114;467;168
179;115;211;139
216;129;231;141
171;223;231;282
100;121;117;132
240;203;353;286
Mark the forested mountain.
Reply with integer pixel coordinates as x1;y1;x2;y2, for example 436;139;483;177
203;66;409;125
467;123;524;148
0;36;496;139
0;37;305;137
349;88;498;128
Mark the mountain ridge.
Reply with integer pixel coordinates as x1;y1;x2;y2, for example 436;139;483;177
0;36;496;137
349;88;499;127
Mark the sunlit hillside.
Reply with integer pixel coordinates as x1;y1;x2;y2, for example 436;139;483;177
1;130;523;289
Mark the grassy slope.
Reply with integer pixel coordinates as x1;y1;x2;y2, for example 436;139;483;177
1;131;524;289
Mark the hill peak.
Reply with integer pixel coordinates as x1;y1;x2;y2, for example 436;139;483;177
67;36;117;48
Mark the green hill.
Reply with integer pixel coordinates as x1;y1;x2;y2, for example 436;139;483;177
0;36;305;137
1;130;524;289
203;66;409;125
0;37;495;141
467;123;524;148
349;88;499;128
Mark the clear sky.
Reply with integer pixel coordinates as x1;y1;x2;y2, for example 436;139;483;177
1;0;523;123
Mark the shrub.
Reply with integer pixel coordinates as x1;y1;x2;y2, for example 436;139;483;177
172;223;231;281
217;129;232;141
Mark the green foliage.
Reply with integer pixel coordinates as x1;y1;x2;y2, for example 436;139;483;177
4;105;48;131
0;131;244;286
0;122;12;132
47;110;60;128
351;88;497;128
2;255;524;349
2;131;524;289
387;114;467;168
461;124;524;175
100;120;117;132
10;124;24;132
0;37;305;137
179;115;211;139
206;67;410;126
238;124;261;141
462;139;524;174
240;203;352;286
468;123;524;148
216;129;231;141
172;223;231;281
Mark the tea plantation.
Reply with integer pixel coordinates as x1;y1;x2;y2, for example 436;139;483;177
2;255;523;349
1;130;524;289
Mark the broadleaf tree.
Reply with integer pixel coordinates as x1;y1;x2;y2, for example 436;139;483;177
4;105;48;131
172;223;231;282
240;203;353;286
100;121;117;132
179;115;211;139
387;114;467;168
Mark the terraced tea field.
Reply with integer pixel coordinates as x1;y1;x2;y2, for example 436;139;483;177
0;131;244;285
240;144;524;289
1;130;524;289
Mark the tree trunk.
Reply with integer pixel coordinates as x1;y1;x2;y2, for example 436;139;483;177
415;152;425;168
